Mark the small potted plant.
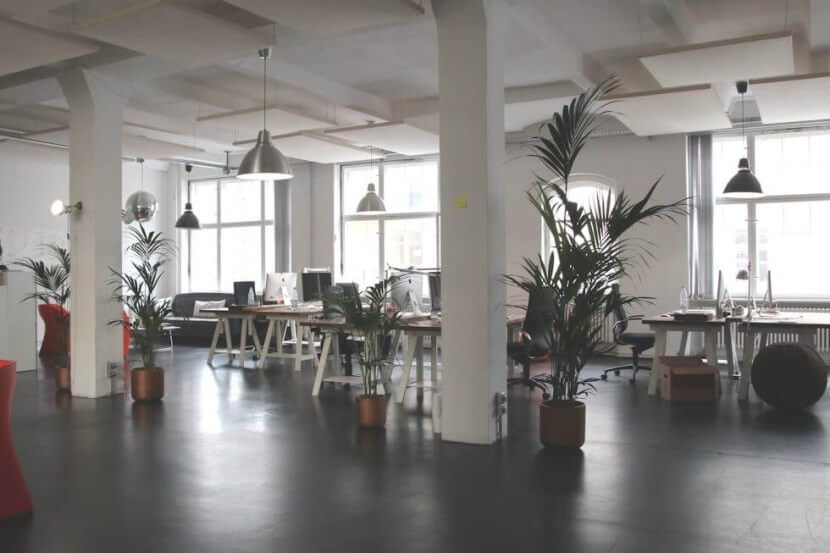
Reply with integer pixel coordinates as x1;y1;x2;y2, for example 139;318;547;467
110;225;174;402
505;76;686;448
16;244;71;391
325;276;401;428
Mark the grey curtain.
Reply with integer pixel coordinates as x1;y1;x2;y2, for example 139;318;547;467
686;134;714;298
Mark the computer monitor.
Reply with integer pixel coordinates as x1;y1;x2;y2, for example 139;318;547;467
301;270;332;302
264;272;297;303
233;281;256;306
390;271;423;313
428;272;441;313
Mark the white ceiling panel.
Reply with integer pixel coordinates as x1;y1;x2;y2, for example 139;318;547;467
70;1;272;65
24;128;204;159
751;73;830;124
0;1;75;16
504;96;576;132
326;122;438;155
0;18;98;77
198;105;334;137
240;132;370;164
608;85;731;136
223;0;424;36
640;32;794;88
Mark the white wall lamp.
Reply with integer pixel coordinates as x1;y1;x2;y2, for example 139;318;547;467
50;199;82;216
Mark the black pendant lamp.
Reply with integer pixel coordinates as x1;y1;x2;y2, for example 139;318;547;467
176;164;201;230
723;80;763;198
237;48;293;181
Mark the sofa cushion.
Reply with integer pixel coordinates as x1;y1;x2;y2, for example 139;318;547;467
193;300;226;318
171;293;233;318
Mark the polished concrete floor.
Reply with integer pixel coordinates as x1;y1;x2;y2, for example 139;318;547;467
2;347;830;552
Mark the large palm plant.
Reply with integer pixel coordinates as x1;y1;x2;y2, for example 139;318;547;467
15;244;71;367
324;276;401;396
504;76;687;402
110;225;174;370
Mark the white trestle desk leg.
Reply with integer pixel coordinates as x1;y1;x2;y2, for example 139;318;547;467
312;333;332;397
294;326;307;372
239;317;248;368
724;322;738;378
430;335;438;387
223;317;233;362
704;330;720;396
397;334;418;403
739;328;756;401
207;320;222;366
649;328;667;395
332;331;341;376
259;320;275;369
250;318;263;367
276;320;284;353
416;336;424;395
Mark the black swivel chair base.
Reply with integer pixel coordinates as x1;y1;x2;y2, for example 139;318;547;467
507;361;550;399
600;351;651;383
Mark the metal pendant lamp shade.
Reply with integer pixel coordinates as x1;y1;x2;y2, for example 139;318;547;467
357;182;386;213
723;157;763;198
237;130;293;181
175;202;200;229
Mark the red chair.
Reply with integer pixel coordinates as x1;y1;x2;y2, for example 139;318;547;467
38;303;70;358
0;360;33;519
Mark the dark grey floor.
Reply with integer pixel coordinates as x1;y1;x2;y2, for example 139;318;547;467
2;347;830;552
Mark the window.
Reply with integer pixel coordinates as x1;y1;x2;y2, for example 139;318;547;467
340;159;440;290
541;175;617;254
712;130;830;299
180;178;275;292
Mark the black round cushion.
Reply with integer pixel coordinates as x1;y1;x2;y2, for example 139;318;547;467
751;343;828;410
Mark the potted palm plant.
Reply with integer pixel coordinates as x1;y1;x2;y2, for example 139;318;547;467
505;76;686;448
16;244;71;391
111;224;174;402
325;276;401;428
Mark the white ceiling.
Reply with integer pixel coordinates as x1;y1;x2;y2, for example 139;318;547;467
0;0;826;161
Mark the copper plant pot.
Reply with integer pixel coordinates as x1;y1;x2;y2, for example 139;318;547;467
55;366;71;392
355;394;388;429
131;368;164;402
539;400;585;449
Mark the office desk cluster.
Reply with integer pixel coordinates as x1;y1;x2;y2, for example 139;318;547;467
643;311;830;401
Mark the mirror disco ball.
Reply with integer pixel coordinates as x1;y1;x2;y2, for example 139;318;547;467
124;191;157;223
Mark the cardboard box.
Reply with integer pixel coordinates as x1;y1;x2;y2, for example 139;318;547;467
659;356;718;401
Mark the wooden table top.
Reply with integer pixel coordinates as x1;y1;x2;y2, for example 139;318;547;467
200;302;324;318
643;312;734;327
741;311;830;328
301;311;525;332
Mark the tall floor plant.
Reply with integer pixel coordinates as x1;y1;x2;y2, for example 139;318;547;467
504;76;687;447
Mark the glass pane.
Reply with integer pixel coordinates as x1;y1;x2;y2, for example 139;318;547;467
265;181;275;221
712;136;747;198
190;180;218;225
343;220;380;288
343;165;379;216
220;226;263;292
190;228;218;292
713;203;748;299
383;161;439;212
221;180;262;223
754;132;830;196
384;217;438;269
757;201;830;298
264;224;275;275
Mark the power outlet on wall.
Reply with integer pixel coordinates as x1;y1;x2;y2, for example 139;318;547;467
106;362;118;378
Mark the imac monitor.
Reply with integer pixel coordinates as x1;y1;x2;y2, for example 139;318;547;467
428;272;441;313
233;281;256;306
301;271;332;302
264;272;297;303
390;272;423;313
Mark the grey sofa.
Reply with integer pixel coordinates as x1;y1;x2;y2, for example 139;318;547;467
166;293;237;345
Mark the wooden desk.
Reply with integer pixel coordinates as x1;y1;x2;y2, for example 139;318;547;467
201;307;263;369
255;304;324;371
642;314;727;397
738;312;830;401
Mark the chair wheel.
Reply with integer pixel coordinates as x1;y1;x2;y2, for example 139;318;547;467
601;373;608;380
614;370;621;376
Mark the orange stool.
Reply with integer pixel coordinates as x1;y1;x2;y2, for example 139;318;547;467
0;360;33;519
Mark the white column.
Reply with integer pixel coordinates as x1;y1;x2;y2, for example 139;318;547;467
434;0;507;444
59;69;124;398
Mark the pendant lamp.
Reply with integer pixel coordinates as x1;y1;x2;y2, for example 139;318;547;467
237;48;293;181
356;146;385;213
723;81;763;198
175;164;201;229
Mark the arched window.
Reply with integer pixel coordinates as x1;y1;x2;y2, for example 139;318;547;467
541;173;617;254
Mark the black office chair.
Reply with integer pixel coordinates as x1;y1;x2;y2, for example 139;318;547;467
323;283;362;377
601;290;655;382
507;287;556;397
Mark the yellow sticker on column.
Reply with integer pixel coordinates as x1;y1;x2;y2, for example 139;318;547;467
455;196;468;208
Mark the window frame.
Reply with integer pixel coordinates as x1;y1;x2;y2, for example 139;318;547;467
713;128;830;300
339;156;441;285
181;176;275;292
